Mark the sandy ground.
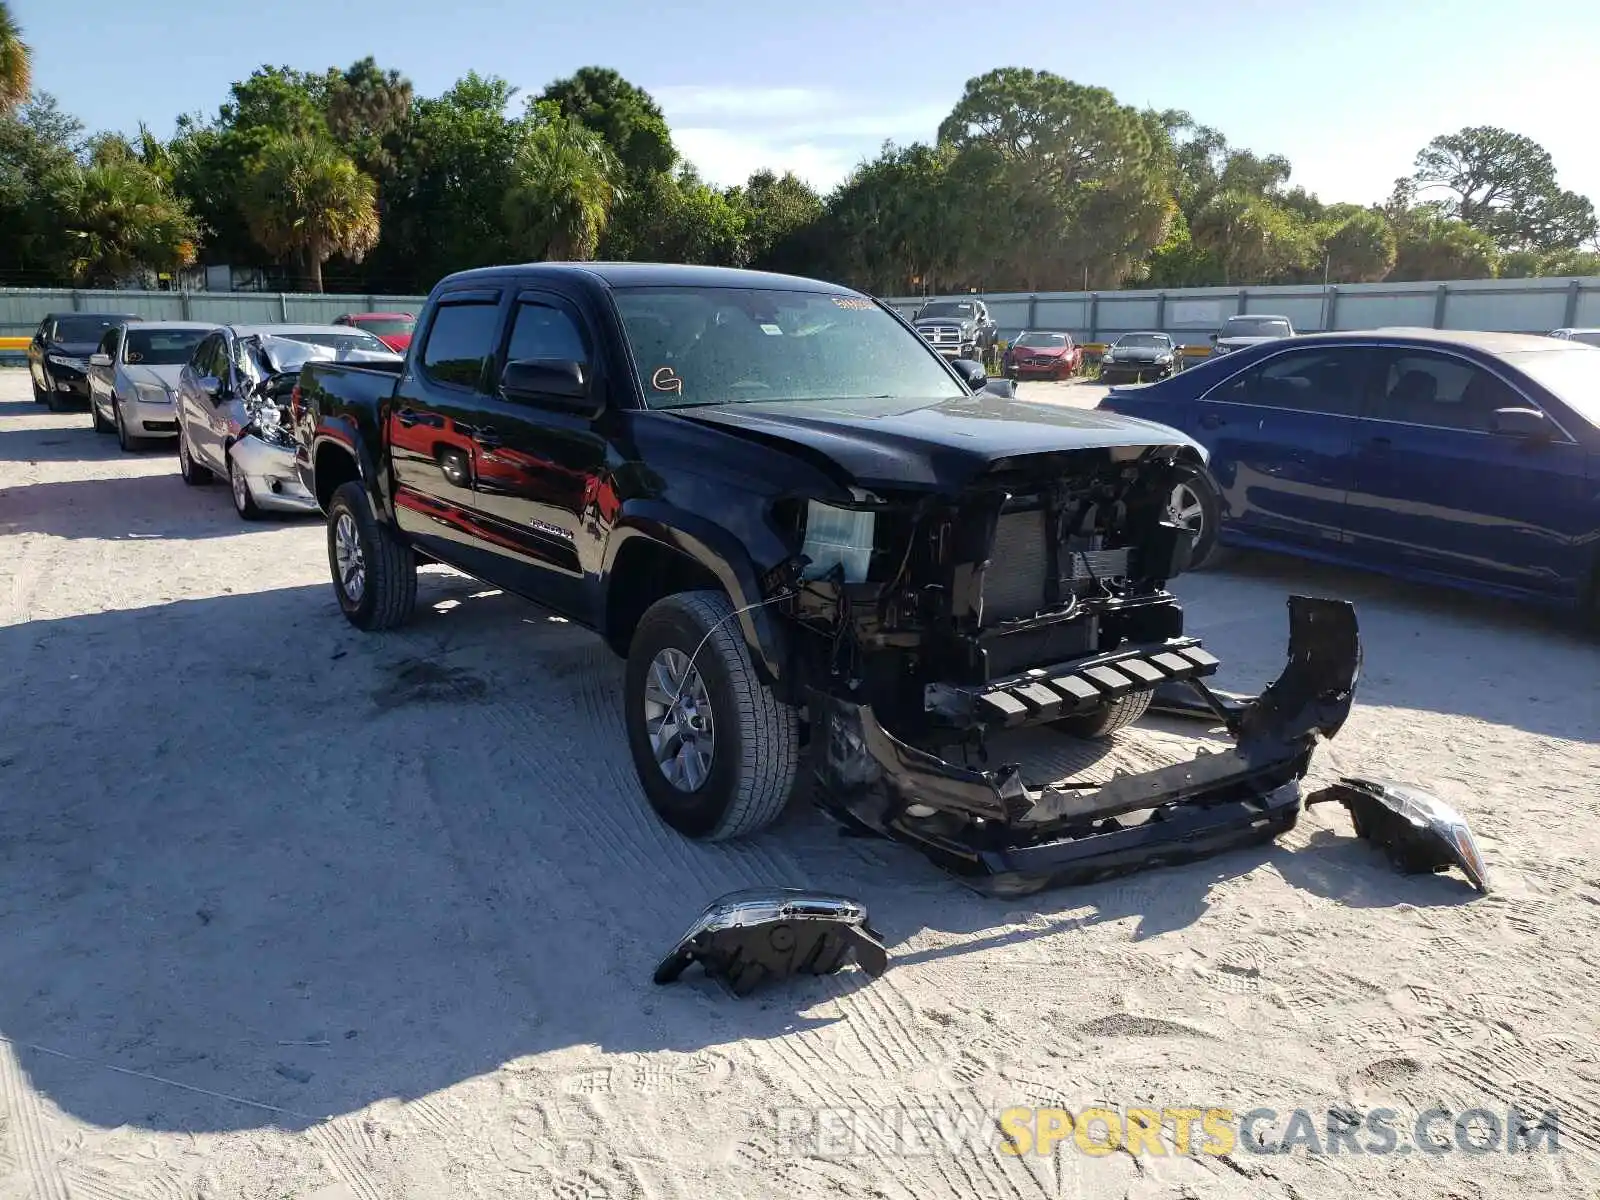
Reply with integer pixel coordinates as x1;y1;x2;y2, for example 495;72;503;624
2;368;1598;1200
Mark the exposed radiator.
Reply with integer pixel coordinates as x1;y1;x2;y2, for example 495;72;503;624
982;510;1130;623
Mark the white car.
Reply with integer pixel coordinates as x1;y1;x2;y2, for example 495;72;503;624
173;323;401;520
1548;327;1600;348
86;321;218;451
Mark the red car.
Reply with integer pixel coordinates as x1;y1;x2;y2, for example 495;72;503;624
1004;330;1082;380
333;311;416;353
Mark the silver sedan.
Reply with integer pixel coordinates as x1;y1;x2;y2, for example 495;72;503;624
174;324;401;520
86;321;218;451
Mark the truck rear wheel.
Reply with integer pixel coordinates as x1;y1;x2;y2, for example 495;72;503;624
625;589;800;841
327;481;417;631
1054;689;1153;739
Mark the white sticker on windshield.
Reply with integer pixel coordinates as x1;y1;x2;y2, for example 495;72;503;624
760;324;783;336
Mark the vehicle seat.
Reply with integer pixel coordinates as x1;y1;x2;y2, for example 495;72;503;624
1386;369;1437;421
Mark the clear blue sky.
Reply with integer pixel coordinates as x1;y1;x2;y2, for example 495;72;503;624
18;0;1599;209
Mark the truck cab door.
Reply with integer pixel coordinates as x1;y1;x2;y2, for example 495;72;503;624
389;288;508;577
466;290;613;622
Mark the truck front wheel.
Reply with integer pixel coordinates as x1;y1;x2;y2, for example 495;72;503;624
625;590;800;841
327;481;417;631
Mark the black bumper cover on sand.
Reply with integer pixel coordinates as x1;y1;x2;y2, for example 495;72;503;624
815;596;1362;896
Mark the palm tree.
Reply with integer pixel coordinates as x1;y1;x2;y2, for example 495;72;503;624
51;159;200;286
502;116;622;262
0;1;30;114
242;133;379;292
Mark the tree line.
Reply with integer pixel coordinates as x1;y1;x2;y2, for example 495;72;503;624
1;6;1596;296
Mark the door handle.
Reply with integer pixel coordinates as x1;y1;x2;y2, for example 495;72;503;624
396;407;420;427
472;425;503;449
1199;412;1224;429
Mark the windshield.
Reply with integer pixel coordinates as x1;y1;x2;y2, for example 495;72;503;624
1016;332;1067;348
612;286;966;410
284;331;395;355
51;315;128;343
920;302;976;319
122;328;209;366
1222;317;1291;338
1115;334;1169;348
351;317;414;336
1505;348;1600;425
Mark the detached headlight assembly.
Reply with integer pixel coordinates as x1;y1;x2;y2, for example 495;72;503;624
800;500;875;583
48;353;86;371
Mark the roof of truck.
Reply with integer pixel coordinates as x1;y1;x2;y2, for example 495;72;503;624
438;262;861;296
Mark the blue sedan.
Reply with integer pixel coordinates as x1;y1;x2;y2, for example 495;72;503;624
1097;329;1600;617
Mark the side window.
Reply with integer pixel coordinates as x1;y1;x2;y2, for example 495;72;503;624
420;301;500;390
1376;353;1519;432
192;335;221;378
1215;348;1368;416
505;301;588;365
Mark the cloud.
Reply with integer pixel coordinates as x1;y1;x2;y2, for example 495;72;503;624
653;84;947;190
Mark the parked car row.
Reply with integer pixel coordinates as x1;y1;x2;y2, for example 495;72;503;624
29;310;406;520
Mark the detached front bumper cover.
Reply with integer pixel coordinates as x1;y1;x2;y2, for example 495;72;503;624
653;889;890;996
816;596;1362;895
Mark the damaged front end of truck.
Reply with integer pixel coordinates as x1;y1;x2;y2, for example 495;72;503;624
772;442;1362;896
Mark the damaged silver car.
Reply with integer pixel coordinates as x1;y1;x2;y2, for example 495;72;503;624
175;325;402;520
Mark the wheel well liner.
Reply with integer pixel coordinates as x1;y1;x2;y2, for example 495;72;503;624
604;536;722;656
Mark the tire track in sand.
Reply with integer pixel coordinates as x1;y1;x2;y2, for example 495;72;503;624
0;1040;69;1200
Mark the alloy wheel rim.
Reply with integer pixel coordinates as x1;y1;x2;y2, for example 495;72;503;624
642;647;715;793
334;512;366;604
1168;483;1205;535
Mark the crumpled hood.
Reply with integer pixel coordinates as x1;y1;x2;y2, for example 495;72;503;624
1105;347;1170;362
669;394;1201;489
123;363;184;391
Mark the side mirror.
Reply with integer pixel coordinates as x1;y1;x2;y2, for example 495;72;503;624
952;358;988;391
1490;406;1551;440
1208;332;1219;344
89;353;112;368
501;358;601;415
198;375;222;399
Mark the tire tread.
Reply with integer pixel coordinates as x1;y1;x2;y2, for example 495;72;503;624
1054;688;1153;739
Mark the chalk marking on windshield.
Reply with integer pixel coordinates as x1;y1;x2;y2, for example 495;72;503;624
651;366;684;394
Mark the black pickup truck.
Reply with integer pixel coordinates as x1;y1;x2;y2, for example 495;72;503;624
295;263;1359;894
